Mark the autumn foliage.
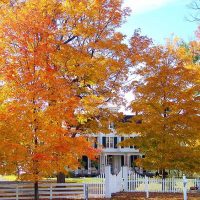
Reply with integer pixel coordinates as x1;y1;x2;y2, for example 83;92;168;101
124;36;200;174
0;0;199;193
0;0;130;184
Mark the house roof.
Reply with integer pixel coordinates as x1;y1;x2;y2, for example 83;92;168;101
122;115;142;124
122;115;134;122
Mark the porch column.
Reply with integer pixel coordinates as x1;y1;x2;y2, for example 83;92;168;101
105;154;108;165
124;154;128;166
98;134;102;148
100;154;105;173
127;154;130;168
100;154;108;173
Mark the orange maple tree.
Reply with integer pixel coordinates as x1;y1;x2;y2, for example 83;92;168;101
0;0;131;199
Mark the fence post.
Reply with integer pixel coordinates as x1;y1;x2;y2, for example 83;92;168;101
50;184;52;200
122;166;128;192
145;176;149;198
84;183;88;200
105;165;111;198
16;185;19;200
183;174;187;200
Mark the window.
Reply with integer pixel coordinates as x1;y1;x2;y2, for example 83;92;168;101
110;137;114;148
105;137;115;148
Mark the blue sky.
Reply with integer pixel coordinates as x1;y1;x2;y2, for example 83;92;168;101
118;0;199;113
121;0;199;44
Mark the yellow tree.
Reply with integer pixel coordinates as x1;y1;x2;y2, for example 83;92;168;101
0;1;97;198
0;0;130;199
125;35;200;177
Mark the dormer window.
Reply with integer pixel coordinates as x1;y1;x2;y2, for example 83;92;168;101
109;122;115;129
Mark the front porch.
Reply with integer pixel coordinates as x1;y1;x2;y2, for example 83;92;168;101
75;153;142;176
99;153;142;174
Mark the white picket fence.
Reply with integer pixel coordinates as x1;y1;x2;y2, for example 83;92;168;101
0;175;105;200
0;182;85;200
109;168;123;194
87;173;105;198
128;171;199;193
0;167;199;199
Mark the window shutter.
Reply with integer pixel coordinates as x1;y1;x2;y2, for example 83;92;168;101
121;137;124;148
94;137;97;148
130;137;133;149
114;137;118;148
102;137;106;148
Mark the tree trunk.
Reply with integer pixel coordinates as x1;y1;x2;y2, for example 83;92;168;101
57;172;65;183
34;181;39;200
162;169;166;191
162;169;167;179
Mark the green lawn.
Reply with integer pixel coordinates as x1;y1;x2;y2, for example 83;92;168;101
46;177;104;183
0;175;17;181
0;175;103;183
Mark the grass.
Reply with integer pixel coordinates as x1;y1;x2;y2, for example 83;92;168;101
46;177;104;183
0;175;17;181
0;175;103;183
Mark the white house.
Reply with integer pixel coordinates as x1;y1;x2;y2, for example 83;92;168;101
95;132;142;174
76;115;143;176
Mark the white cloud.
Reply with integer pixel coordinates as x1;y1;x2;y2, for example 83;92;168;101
123;0;178;15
